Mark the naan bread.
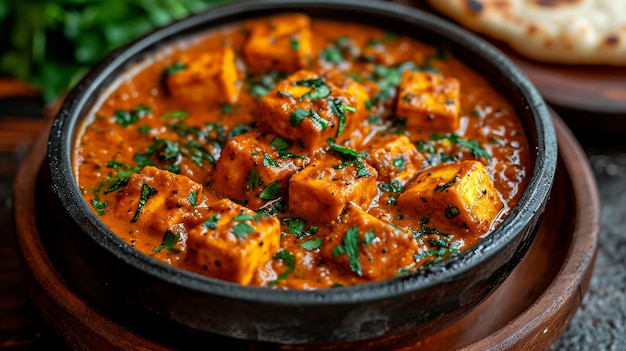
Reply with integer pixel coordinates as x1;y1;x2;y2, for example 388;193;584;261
425;0;626;66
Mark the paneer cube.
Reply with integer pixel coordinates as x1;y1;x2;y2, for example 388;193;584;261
210;131;308;209
186;199;281;285
396;160;503;235
166;46;240;104
113;166;206;236
395;71;460;132
243;14;312;73
288;155;378;224
256;70;362;151
322;203;418;280
364;134;424;183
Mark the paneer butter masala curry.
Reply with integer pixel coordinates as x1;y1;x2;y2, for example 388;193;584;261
75;14;530;289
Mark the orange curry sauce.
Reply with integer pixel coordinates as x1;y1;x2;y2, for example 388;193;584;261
74;15;530;289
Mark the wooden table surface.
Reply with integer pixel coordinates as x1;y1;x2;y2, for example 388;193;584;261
2;1;626;348
1;88;624;351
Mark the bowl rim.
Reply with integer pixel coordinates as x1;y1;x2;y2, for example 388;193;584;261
47;0;558;306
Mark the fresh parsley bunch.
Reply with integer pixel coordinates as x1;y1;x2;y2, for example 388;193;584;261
0;0;233;102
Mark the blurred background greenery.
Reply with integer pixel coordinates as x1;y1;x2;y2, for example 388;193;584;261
0;0;235;102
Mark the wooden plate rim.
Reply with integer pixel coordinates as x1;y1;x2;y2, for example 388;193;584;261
12;113;600;350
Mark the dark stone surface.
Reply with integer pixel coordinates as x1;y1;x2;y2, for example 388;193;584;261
550;128;626;351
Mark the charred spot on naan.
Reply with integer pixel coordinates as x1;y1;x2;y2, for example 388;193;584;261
427;0;626;66
604;35;620;47
464;0;484;14
534;0;583;8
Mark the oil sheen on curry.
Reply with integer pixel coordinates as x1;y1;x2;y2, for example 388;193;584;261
75;14;530;289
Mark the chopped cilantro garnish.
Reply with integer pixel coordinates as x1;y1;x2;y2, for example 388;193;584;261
290;38;300;51
310;109;328;130
114;104;152;127
106;160;125;169
165;62;188;75
283;217;306;236
102;161;142;194
259;180;281;200
228;124;252;140
435;175;459;193
328;139;372;178
277;91;295;99
431;133;492;161
321;47;343;65
380;179;405;205
270;136;290;151
246;169;263;190
131;184;157;223
344;71;363;82
445;205;461;219
221;103;240;114
270;249;295;286
160;110;188;120
380;179;405;193
153;231;181;253
133;153;154;167
413;230;461;267
289;109;328;130
249;70;286;98
332;226;362;276
329;98;356;138
393;156;406;171
147;138;179;161
363;230;376;245
282;217;318;239
263;153;278;167
289;109;310;126
382;32;398;42
203;214;220;230
90;182;108;216
301;238;323;251
233;213;262;222
181;140;216;166
188;190;198;207
294;78;331;101
138;125;151;134
327;138;361;159
270;137;306;159
231;221;255;238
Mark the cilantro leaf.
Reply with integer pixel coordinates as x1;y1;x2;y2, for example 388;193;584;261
203;214;220;229
431;133;492;162
435;175;459;193
290;109;310;126
301;238;323;250
246;169;263;190
231;221;255;238
153;231;181;253
131;184;157;223
342;227;362;276
165;62;187;74
263;153;278;167
270;249;296;286
283;217;306;236
161;110;189;120
90;182;108;215
259;180;281;200
188;190;198;207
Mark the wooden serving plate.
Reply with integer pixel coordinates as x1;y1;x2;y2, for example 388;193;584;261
13;112;599;350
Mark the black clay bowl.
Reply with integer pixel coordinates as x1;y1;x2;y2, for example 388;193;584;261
46;0;557;349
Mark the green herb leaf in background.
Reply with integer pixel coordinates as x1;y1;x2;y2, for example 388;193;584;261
0;0;234;102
